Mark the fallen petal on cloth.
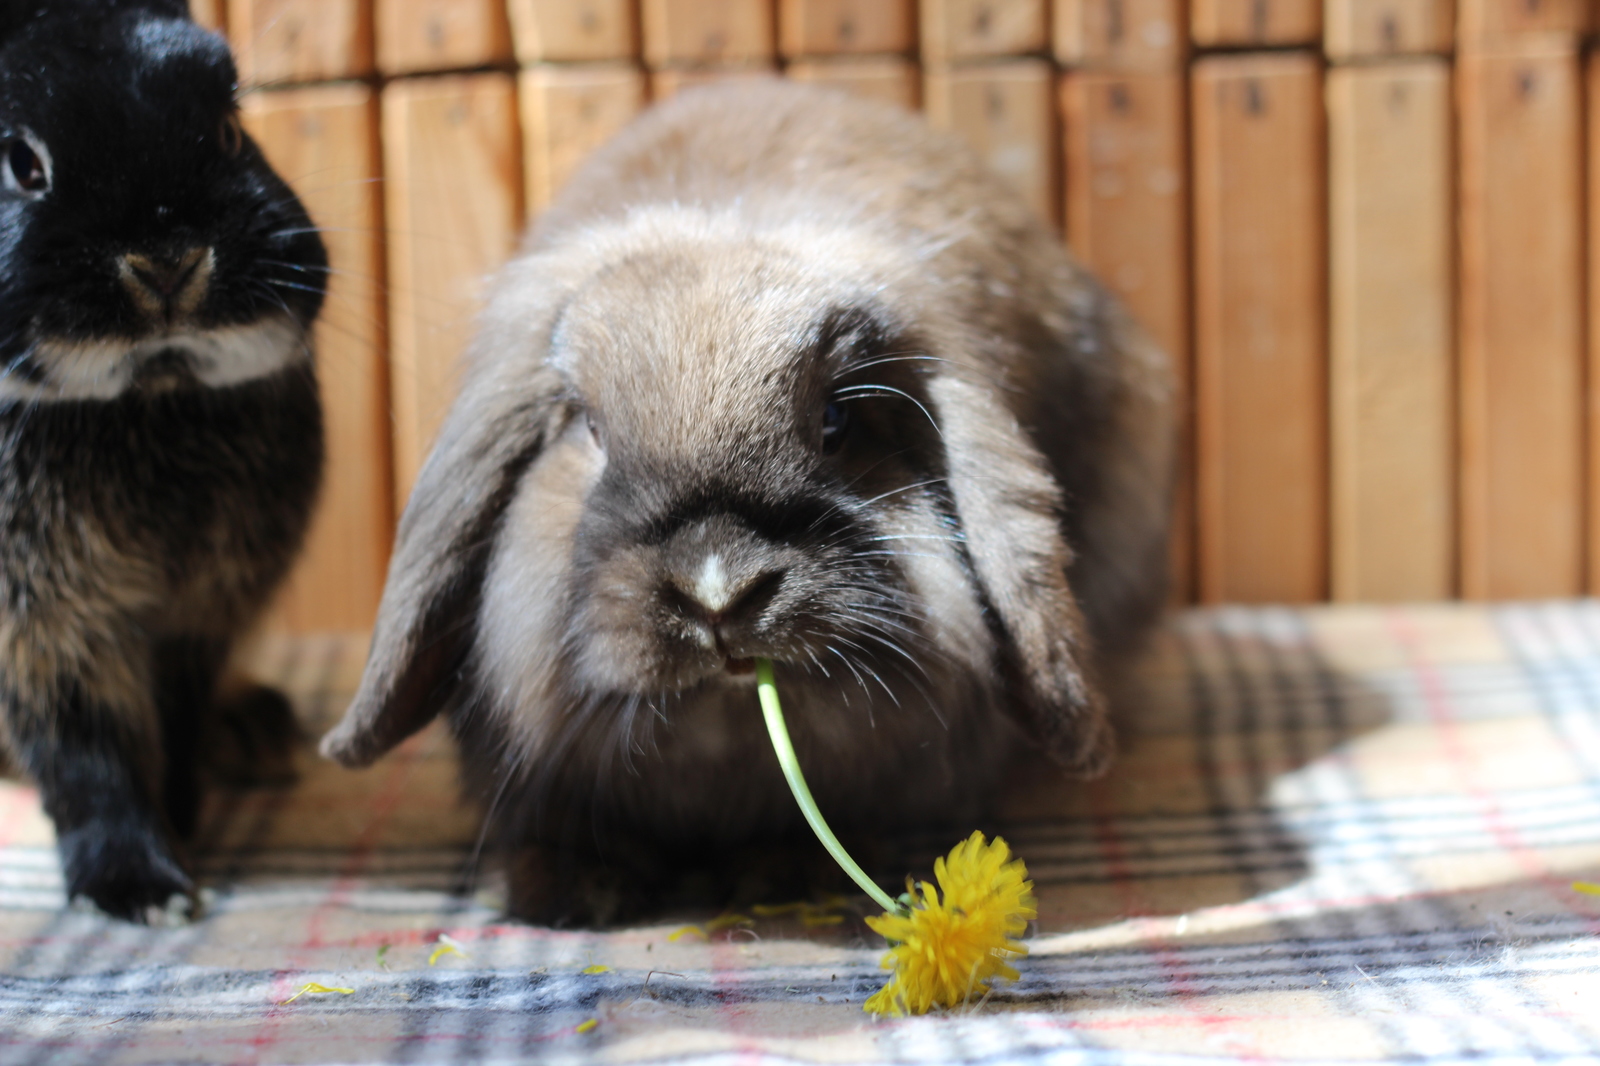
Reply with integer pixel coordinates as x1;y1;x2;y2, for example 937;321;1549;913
0;607;1598;1063
427;934;468;966
280;983;355;1005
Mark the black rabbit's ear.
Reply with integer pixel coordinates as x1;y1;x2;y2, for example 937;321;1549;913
0;1;192;48
0;4;45;43
319;365;568;768
928;372;1114;776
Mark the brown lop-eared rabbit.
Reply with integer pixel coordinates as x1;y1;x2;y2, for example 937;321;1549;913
322;80;1174;924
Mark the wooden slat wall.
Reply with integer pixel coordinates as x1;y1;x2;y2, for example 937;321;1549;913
1457;45;1585;598
192;0;1600;630
241;86;393;631
1192;54;1328;604
1326;61;1454;601
1057;0;1191;602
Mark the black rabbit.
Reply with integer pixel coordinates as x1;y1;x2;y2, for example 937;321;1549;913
0;0;326;921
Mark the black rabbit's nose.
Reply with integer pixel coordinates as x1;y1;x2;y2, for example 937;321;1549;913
117;247;214;323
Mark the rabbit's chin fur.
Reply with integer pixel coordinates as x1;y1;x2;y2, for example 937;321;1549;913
3;316;307;401
324;80;1174;925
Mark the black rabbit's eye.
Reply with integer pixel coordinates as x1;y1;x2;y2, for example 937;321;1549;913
821;399;850;454
219;113;245;158
4;138;47;195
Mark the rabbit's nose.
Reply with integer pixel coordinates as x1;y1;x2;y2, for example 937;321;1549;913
667;554;787;637
116;247;214;322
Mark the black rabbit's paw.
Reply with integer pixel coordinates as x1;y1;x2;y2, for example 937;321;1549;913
208;683;301;786
58;821;195;924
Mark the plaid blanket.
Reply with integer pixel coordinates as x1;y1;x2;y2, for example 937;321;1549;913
1;603;1598;1064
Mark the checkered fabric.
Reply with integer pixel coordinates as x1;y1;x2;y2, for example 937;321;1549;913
1;603;1598;1065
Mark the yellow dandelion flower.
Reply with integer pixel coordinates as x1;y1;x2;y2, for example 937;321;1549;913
753;661;1039;1018
862;832;1035;1016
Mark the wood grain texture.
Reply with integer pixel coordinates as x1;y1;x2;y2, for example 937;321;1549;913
784;55;921;108
1061;70;1191;601
1590;49;1600;596
924;59;1057;225
241;85;392;632
1457;0;1588;45
189;0;226;32
779;0;914;56
227;0;372;84
1191;0;1321;46
1054;0;1184;71
1457;45;1585;598
520;63;646;211
641;0;775;67
376;0;513;74
507;0;637;62
1191;53;1326;604
1325;0;1454;57
382;75;523;508
921;0;1048;60
1327;61;1454;601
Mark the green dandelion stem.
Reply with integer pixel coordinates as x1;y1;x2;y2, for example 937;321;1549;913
756;657;898;913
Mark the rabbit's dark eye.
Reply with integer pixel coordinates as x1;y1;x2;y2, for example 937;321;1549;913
821;399;850;454
218;113;245;159
4;138;47;195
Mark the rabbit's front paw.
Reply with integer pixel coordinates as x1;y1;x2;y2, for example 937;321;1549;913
58;819;194;924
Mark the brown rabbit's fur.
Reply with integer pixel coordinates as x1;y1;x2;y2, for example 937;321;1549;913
323;81;1173;924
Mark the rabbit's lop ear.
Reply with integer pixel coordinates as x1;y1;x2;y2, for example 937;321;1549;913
319;365;567;768
929;373;1114;777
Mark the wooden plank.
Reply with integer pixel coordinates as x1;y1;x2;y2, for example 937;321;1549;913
779;0;914;56
784;55;921;108
507;0;637;63
1457;45;1585;598
1191;53;1326;603
190;0;226;33
227;0;372;84
382;74;523;508
1589;48;1600;596
520;63;646;213
924;59;1056;226
1457;0;1588;45
1191;0;1321;47
241;85;391;632
375;0;513;75
1054;0;1184;71
649;65;779;99
1060;70;1191;601
641;0;776;67
921;0;1048;60
1326;61;1454;601
1324;0;1453;57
